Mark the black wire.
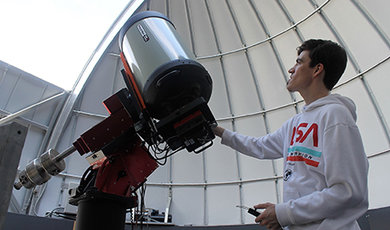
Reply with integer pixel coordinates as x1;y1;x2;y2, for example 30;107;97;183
158;147;182;160
77;165;97;195
50;211;76;220
146;140;170;166
80;165;94;181
146;133;188;165
46;207;65;217
153;146;182;166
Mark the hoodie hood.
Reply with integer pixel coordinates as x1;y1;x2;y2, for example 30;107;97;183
302;94;357;121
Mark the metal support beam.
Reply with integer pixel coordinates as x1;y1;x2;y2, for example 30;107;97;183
248;0;298;114
9;194;22;214
184;0;208;224
350;0;390;49
276;0;305;43
164;188;172;223
0;122;28;229
204;0;244;223
0;92;66;127
197;0;331;60
308;0;390;145
0;109;48;131
226;0;275;221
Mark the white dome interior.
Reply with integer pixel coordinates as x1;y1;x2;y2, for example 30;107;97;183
2;0;390;227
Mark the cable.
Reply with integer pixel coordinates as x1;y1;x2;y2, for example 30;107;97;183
32;183;48;216
76;165;96;195
144;134;183;166
45;207;76;221
50;211;76;220
148;143;183;166
45;207;64;217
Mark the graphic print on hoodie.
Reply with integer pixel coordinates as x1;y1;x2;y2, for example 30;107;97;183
287;122;321;168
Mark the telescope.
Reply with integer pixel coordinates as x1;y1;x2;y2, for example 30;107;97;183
14;11;216;230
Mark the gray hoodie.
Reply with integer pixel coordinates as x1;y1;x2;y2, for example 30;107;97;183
221;94;368;230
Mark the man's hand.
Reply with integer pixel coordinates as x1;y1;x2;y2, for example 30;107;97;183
212;126;225;137
254;202;282;230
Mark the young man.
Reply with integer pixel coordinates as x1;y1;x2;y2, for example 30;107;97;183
213;39;369;230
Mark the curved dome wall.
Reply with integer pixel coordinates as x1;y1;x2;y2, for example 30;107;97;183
14;0;390;226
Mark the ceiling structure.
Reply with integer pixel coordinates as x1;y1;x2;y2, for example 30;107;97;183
4;0;390;226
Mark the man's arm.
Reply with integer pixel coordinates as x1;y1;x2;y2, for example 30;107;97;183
215;126;285;160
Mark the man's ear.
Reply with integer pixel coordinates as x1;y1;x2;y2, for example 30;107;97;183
313;63;324;77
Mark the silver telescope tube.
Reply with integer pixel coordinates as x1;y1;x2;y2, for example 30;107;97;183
119;11;212;119
14;146;76;190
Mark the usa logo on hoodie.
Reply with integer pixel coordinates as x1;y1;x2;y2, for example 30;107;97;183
288;123;321;167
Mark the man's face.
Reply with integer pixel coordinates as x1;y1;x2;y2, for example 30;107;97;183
287;50;316;93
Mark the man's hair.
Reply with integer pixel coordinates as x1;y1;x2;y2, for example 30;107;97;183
297;39;347;90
